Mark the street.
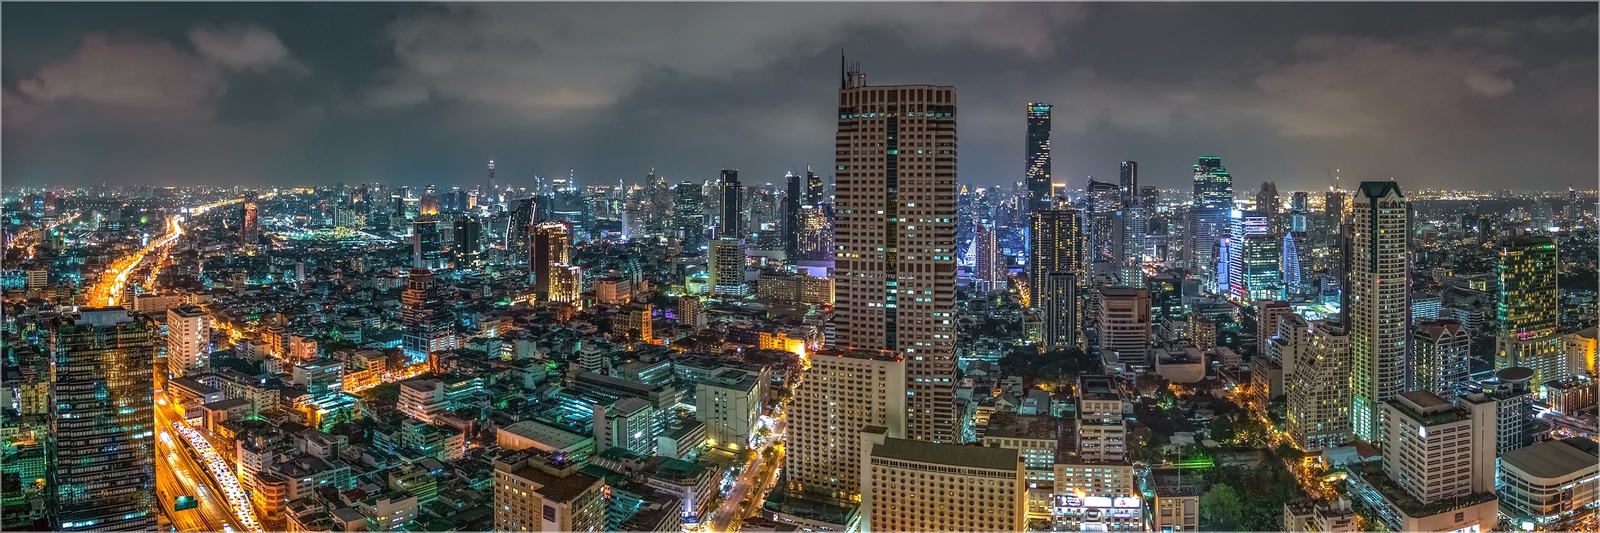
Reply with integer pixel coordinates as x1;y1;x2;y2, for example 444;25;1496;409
704;411;787;533
155;393;249;532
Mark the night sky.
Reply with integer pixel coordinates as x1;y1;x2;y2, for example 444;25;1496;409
3;3;1595;192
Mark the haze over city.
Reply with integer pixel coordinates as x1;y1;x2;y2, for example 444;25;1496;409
4;2;1596;190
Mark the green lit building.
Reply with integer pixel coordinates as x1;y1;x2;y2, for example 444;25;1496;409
1496;236;1566;392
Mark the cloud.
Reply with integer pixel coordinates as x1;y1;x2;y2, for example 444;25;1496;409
366;4;1085;116
189;25;303;73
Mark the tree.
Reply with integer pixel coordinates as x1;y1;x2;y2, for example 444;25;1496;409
1208;415;1236;444
1199;484;1244;528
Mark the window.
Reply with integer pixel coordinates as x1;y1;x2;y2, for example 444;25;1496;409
544;505;557;522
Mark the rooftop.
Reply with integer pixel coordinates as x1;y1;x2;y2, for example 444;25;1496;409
984;412;1058;441
1501;438;1599;480
871;436;1019;472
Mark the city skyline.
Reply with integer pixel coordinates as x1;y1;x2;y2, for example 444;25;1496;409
4;3;1596;191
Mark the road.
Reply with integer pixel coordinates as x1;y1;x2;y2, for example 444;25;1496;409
705;413;787;533
155;392;249;532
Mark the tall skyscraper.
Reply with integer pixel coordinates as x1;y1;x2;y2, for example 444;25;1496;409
1495;236;1566;390
709;237;747;297
834;75;959;443
453;215;483;265
1086;179;1120;262
411;218;442;270
1119;161;1138;209
530;221;571;301
401;269;455;361
240;195;260;246
805;166;824;205
1097;288;1152;370
49;308;158;531
1190;157;1233;282
718;169;741;238
1256;181;1280;229
1029;208;1084;302
1042;272;1079;350
785;171;803;261
1283;317;1352;451
673;181;705;247
1226;211;1282;301
974;224;1004;291
794;204;834;262
1349;181;1409;445
1026;103;1052;213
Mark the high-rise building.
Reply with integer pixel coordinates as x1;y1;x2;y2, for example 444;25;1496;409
974;224;1004;291
834;77;959;443
452;215;483;265
401;269;455;361
1146;273;1185;322
1227;211;1282;301
785;171;803;260
1284;317;1352;451
1349;181;1410;445
49;308;158;531
673;181;705;248
709;238;746;297
1026;103;1052;213
718;169;741;238
1097;288;1152;370
240;195;260;246
1256;181;1280;228
411;218;443;270
1282;232;1303;295
1029;209;1084;303
1414;320;1470;399
166;305;211;378
1290;191;1309;213
1086;179;1121;262
1381;392;1497;502
1192;157;1233;208
1324;189;1348;228
860;428;1026;532
1119;161;1139;209
1052;374;1142;532
1496;236;1566;391
530;221;571;301
1190;157;1233;282
793;204;834;262
1043;272;1080;350
806;166;825;205
786;349;906;500
1459;367;1535;455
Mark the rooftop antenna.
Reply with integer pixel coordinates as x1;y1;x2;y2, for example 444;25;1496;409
842;50;866;89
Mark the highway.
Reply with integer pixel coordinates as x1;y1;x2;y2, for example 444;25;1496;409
155;394;249;532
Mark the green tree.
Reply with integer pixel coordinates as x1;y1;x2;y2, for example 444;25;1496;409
1208;415;1236;444
1199;484;1244;528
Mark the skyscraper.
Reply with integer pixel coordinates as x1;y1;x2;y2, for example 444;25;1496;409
1119;161;1138;209
1097;288;1152;370
49;308;158;531
787;349;906;501
411;218;442;270
785;171;803;261
1026;103;1052;213
709;237;747;297
240;195;260;246
1192;156;1233;208
166;305;211;378
1226;211;1282;301
805;166;824;205
1284;317;1352;451
1256;181;1280;229
1190;157;1233;282
1086;178;1120;262
1414;319;1470;399
718;168;741;238
401;269;455;361
1348;181;1409;445
794;204;833;262
1029;208;1084;301
834;75;959;443
1042;271;1079;350
974;224;1004;291
673;181;705;248
530;221;571;301
453;215;483;265
1495;236;1565;390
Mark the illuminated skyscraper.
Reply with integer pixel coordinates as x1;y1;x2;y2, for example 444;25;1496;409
49;308;157;531
1495;236;1565;390
1029;208;1084;304
411;218;443;270
1190;157;1233;282
794;204;833;262
1042;272;1079;350
1119;161;1138;209
834;68;958;442
974;224;1004;291
718;169;741;238
240;195;260;246
1086;179;1120;262
530;221;571;301
673;181;705;247
401;269;455;360
1414;319;1470;399
1026;103;1052;213
1226;211;1282;301
452;215;483;265
709;237;747;297
785;171;803;260
806;166;824;205
166;305;211;378
1348;181;1409;445
1284;317;1352;451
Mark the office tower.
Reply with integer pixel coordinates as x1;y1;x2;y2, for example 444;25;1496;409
166;305;211;378
530;221;570;301
974;224;1004;291
1026;103;1052;213
1257;300;1293;356
1496;236;1566;390
794;204;834;262
1459;367;1535;455
1225;211;1282;301
673;181;705;247
1146;273;1185;322
787;349;906;500
1119;161;1138;209
1381;392;1496;502
1029;208;1084;303
1053;375;1141;532
1349;181;1409;445
1097;288;1151;370
492;450;607;533
860;428;1026;532
1086;179;1120;262
548;265;583;307
241;195;260;246
1284;318;1352;451
1414;320;1470;399
709;237;746;297
718;169;741;238
485;158;496;195
1282;232;1303;296
805;166;824;205
49;308;158;531
834;75;959;443
784;171;803;260
1190;157;1233;281
453;215;483;264
1324;189;1348;228
1139;186;1159;210
1291;191;1309;213
401;269;455;361
1256;181;1280;229
411;218;442;270
1043;272;1080;350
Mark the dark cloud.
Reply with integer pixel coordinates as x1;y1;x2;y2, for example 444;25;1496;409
2;2;1594;192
